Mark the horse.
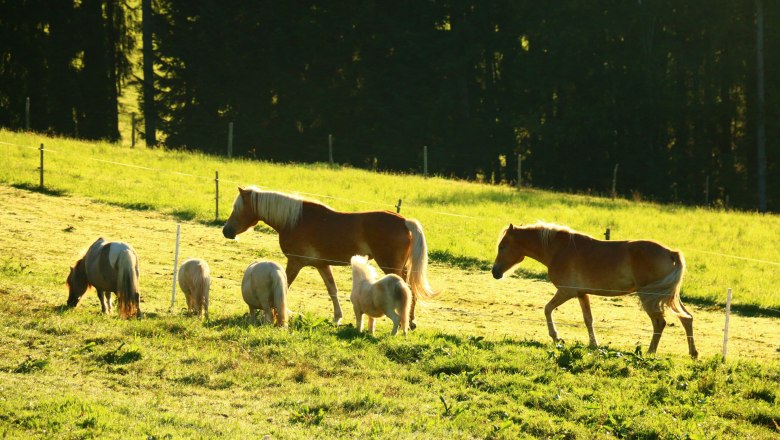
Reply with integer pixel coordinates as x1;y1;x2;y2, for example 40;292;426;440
491;222;698;358
222;186;436;328
178;258;211;319
66;237;141;319
350;255;412;336
241;260;289;327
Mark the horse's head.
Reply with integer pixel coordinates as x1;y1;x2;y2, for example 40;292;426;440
223;186;259;239
66;259;90;307
492;224;526;279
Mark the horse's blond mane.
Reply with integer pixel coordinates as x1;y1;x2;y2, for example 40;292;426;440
237;186;304;230
521;221;585;251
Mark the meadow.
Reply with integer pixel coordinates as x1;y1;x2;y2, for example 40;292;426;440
1;130;780;438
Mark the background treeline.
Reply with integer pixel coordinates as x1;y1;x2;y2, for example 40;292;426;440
1;1;777;211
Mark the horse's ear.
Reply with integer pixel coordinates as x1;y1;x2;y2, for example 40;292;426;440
508;223;514;231
238;186;246;194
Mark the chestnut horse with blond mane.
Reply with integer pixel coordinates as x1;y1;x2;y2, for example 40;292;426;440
222;186;436;328
492;222;697;358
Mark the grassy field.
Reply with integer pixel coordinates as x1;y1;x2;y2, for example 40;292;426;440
1;184;779;438
2;129;780;314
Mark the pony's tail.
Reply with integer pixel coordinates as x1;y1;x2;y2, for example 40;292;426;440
192;268;210;319
116;249;140;319
404;219;437;299
203;275;210;320
272;270;288;327
398;282;412;335
642;250;689;319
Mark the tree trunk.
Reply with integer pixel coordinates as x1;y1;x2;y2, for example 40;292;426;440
142;0;157;147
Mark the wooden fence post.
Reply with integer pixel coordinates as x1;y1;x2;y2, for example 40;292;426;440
396;199;402;213
611;163;619;199
170;224;181;313
329;134;334;164
722;287;733;361
517;154;522;189
604;228;610;240
131;113;136;148
39;143;44;190
424;146;428;177
215;171;220;221
227;122;234;158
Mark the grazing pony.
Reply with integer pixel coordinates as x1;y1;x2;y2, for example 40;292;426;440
350;255;412;336
491;222;698;358
241;260;288;327
178;258;211;319
222;186;436;328
66;237;141;319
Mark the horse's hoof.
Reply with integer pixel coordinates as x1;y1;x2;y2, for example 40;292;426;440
409;321;417;330
332;317;342;326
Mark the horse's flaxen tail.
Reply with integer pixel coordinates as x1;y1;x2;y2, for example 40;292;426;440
272;270;288;327
116;249;140;319
404;219;437;299
642;250;690;319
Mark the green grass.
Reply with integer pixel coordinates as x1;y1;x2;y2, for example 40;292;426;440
2;128;779;313
0;183;779;438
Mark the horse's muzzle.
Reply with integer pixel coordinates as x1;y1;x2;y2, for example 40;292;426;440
491;265;503;280
222;225;235;239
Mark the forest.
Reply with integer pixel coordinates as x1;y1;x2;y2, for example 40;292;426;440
1;0;777;210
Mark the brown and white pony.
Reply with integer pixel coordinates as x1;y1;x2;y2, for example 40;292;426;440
66;237;141;319
241;260;288;327
350;255;412;336
491;222;697;358
222;186;436;328
178;258;211;319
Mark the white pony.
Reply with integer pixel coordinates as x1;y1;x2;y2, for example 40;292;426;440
350;255;412;336
178;258;211;319
241;261;288;327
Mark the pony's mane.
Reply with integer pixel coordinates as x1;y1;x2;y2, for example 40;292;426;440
238;186;304;230
520;221;587;251
350;255;377;282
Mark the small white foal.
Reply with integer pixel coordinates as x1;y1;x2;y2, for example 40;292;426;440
241;260;288;327
178;258;210;319
350;255;412;336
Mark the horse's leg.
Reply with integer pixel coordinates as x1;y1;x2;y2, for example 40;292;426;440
544;290;576;343
248;306;257;324
677;303;698;359
577;294;599;347
354;306;364;332
647;313;666;355
316;265;343;325
386;308;401;336
97;291;108;314
367;317;376;335
285;259;304;287
106;292;113;314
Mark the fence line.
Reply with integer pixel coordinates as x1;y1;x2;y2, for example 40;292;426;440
6;140;780;266
5;139;780;317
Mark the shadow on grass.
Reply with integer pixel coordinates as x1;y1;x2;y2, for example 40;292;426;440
108;201;155;211
684;296;780;319
172;209;197;222
12;182;68;197
204;314;251;329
